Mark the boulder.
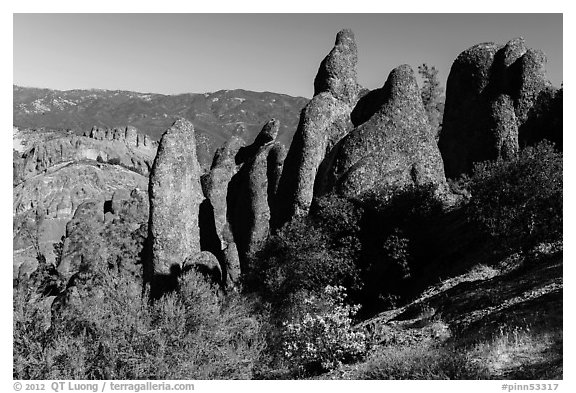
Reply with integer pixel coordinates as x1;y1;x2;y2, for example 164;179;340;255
147;118;204;281
183;251;222;283
326;65;447;200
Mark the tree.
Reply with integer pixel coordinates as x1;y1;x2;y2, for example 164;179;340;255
418;63;445;138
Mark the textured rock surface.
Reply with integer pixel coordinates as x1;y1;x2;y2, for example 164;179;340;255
14;131;156;186
313;29;360;104
200;128;246;286
276;30;360;226
57;200;106;281
519;87;563;149
13;162;148;273
183;251;222;283
147;118;204;280
439;38;560;178
438;42;502;178
231;120;284;269
326;65;447;200
488;94;519;160
200;119;285;283
515;49;550;125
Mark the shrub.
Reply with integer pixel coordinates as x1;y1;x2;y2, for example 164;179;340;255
467;141;562;251
280;286;367;375
107;157;121;165
246;214;361;308
14;266;265;379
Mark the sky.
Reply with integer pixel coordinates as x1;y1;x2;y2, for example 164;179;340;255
13;13;563;99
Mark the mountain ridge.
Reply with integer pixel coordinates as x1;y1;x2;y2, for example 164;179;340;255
13;85;309;168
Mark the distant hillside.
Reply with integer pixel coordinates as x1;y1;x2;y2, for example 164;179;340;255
13;85;309;167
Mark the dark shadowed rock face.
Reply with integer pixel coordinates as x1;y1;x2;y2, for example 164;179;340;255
516;49;550;125
439;42;502;178
326;65;447;201
276;29;361;227
350;87;386;127
231;124;285;270
439;38;560;178
200;131;246;287
201;119;285;281
519;87;563;149
147;118;204;280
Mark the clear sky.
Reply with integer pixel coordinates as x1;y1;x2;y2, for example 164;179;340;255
13;13;562;98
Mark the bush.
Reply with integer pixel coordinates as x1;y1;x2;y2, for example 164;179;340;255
467;141;562;251
14;266;265;379
280;286;367;375
107;157;121;165
246;214;361;308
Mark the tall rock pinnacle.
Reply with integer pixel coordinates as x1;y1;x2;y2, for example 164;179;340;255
275;29;360;227
146;118;204;286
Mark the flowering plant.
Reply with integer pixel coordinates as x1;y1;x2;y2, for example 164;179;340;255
281;286;367;372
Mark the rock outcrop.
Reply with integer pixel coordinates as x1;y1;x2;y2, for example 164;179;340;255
275;29;361;226
14;131;156;186
439;38;561;178
200;119;285;284
200;127;246;286
147;118;204;284
57;200;106;281
13;161;148;274
231;119;285;271
84;125;157;149
323;65;447;201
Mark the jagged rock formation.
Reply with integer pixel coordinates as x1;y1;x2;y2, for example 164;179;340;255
231;119;285;272
147;118;204;284
200;120;285;285
322;65;448;201
439;38;562;178
13;162;148;276
275;29;361;226
14;127;156;186
84;125;157;149
200;126;246;286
